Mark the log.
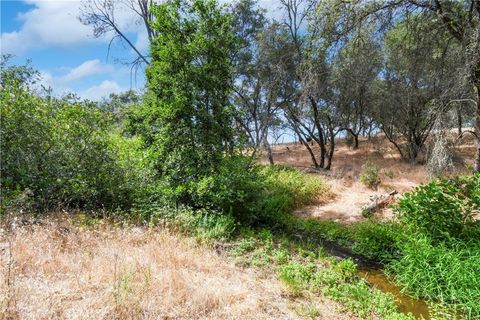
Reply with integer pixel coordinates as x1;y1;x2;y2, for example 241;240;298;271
362;190;398;216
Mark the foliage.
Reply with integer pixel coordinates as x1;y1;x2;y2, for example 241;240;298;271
128;0;239;212
228;229;414;319
186;157;264;224
0;66;152;213
359;162;381;190
259;165;331;219
149;206;236;242
395;175;479;242
350;221;402;262
387;175;480;318
388;236;480;319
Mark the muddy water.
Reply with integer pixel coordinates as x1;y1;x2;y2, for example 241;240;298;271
317;239;430;319
357;268;430;319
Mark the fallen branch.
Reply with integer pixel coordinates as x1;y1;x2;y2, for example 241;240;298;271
362;190;398;216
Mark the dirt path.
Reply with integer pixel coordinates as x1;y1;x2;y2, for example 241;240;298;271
261;137;466;223
295;180;376;223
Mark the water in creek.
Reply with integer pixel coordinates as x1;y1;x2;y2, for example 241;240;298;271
357;268;430;319
318;239;430;319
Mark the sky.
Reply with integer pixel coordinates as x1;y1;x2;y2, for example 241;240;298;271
0;0;282;101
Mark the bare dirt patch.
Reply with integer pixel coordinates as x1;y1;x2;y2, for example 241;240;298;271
262;135;473;223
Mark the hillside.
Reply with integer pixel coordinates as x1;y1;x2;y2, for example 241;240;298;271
262;135;475;223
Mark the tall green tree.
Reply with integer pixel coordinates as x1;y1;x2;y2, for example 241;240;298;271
130;0;238;205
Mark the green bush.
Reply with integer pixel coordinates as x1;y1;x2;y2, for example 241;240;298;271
131;157;265;224
359;162;381;190
0;77;151;213
148;206;236;241
351;221;402;262
395;176;478;242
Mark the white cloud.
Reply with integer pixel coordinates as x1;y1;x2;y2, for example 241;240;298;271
1;0;98;55
36;61;126;100
59;59;113;82
81;80;123;100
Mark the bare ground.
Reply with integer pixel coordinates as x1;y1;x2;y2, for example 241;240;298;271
0;216;353;320
262;135;475;223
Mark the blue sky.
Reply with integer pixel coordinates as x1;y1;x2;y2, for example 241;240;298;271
1;0;281;101
1;0;149;100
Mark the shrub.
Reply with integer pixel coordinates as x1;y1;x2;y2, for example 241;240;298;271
351;221;402;262
132;157;265;224
259;166;330;223
359;162;381;190
149;206;236;241
395;176;477;242
0;78;150;213
278;261;313;295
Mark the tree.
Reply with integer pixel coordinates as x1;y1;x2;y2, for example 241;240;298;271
274;0;341;170
99;90;141;124
130;0;238;206
371;17;463;162
1;60;146;211
332;30;382;149
230;0;275;161
79;0;156;67
317;0;480;169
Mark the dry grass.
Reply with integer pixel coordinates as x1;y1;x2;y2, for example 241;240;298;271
263;135;475;223
0;215;308;320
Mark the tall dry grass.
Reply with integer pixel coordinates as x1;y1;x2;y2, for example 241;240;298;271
1;215;298;320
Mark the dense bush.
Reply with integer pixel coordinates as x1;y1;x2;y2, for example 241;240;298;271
134;157;264;224
390;175;480;318
350;221;402;262
395;175;480;242
133;164;331;226
259;165;330;220
1;77;152;213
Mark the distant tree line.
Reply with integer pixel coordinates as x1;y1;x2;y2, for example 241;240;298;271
79;0;479;171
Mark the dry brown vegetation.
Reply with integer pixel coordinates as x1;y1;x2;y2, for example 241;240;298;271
0;215;351;320
262;135;475;223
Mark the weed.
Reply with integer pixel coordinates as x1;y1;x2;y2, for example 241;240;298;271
360;162;381;190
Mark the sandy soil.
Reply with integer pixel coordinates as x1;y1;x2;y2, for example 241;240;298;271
262;135;474;223
0;216;352;320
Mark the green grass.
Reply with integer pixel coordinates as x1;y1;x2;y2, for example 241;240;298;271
226;228;414;320
143;167;480;319
388;236;480;319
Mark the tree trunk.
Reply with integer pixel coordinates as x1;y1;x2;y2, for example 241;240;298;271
303;139;319;168
318;129;326;168
474;83;480;172
292;124;319;168
353;133;359;149
325;125;335;170
457;105;463;136
265;140;274;165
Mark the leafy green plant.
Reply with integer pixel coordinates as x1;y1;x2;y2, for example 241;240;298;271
149;207;236;242
279;261;313;296
351;221;402;262
0;75;150;213
395;177;476;242
359;162;381;190
128;0;241;216
258;166;330;224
